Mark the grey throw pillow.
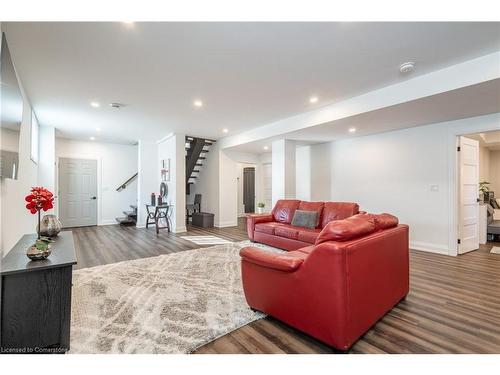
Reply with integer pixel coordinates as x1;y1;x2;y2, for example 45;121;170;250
291;210;318;229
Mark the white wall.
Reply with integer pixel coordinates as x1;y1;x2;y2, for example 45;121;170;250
218;150;239;227
309;142;333;201
272;139;296;207
56;138;138;226
0;70;39;254
307;112;500;255
157;133;186;233
295;145;311;201
39;125;55;193
479;144;490;183
489;150;500;194
137;140;157;227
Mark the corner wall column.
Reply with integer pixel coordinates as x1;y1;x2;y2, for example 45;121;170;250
272;139;296;206
137;140;158;227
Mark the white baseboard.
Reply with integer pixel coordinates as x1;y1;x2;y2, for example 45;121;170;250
410;241;449;255
215;221;238;228
174;226;187;233
99;220;119;226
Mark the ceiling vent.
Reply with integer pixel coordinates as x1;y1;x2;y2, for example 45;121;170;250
109;102;126;109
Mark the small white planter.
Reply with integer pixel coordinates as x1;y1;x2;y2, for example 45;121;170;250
256;207;264;214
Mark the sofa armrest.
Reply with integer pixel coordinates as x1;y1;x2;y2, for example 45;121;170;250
246;214;273;240
494;209;500;221
240;247;305;272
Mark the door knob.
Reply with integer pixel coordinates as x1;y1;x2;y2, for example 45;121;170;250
91;196;97;200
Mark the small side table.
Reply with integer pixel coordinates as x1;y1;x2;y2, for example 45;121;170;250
1;231;77;353
146;204;171;234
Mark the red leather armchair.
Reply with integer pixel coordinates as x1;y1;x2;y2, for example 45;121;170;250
240;213;409;350
247;199;360;251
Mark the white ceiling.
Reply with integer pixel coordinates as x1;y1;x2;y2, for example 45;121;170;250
3;22;500;144
230;79;500;153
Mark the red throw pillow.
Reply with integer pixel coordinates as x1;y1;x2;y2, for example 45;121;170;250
315;215;376;244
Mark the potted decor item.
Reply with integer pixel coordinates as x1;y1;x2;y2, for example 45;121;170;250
479;181;491;203
25;187;55;261
39;214;62;237
256;202;265;214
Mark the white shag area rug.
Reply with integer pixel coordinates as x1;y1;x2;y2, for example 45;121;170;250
70;240;282;354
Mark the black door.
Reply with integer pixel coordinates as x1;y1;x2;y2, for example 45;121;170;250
243;167;255;213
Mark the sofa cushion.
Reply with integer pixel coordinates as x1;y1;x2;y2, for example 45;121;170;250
275;226;299;240
298;201;324;227
297;228;321;244
372;213;399;230
353;213;399;231
321;202;360;228
291;210;318;229
295;245;316;254
255;222;285;235
272;199;301;224
316;215;376;244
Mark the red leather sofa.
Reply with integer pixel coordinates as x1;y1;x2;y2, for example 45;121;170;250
240;212;409;351
246;199;360;251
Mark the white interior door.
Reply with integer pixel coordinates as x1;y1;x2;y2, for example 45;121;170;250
459;136;479;254
263;163;272;212
59;158;98;228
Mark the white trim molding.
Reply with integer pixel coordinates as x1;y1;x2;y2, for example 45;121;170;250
410;241;449;255
174;226;187;233
215;221;238;228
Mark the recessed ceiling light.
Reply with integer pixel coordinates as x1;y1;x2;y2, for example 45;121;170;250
96;127;101;132
348;127;356;133
90;102;100;108
309;96;319;104
89;136;96;141
263;146;269;151
193;100;203;108
399;62;415;74
109;102;125;109
223;128;229;133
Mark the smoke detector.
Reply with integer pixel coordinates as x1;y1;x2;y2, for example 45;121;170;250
109;102;126;109
399;62;415;74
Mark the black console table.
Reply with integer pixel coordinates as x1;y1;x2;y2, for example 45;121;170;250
146;204;171;234
0;231;77;353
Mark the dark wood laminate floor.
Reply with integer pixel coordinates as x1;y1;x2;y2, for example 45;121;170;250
69;220;500;354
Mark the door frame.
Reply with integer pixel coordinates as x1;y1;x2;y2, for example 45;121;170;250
456;136;480;254
243;166;256;214
237;162;258;217
56;156;102;226
451;117;500;256
262;162;272;213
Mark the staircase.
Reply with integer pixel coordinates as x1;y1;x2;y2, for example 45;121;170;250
116;205;138;226
114;173;139;226
185;136;215;195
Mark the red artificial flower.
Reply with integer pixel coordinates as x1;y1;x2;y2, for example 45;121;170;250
25;187;54;215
